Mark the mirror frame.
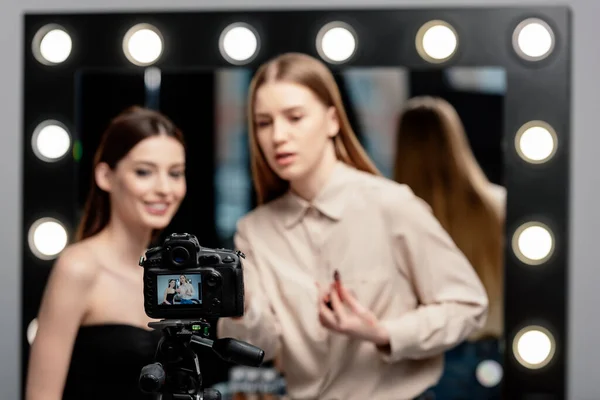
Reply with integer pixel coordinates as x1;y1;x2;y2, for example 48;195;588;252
22;7;572;398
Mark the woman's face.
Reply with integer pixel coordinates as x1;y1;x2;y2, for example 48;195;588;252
169;280;175;288
179;275;186;284
253;81;339;182
101;135;186;231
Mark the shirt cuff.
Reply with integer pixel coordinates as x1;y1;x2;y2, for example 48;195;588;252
377;312;420;363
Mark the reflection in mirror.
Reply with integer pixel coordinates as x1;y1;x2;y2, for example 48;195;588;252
75;65;506;395
391;69;506;400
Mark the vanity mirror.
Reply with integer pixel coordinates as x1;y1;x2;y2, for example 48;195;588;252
22;7;571;398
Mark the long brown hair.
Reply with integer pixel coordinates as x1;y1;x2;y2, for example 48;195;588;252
393;96;504;301
247;52;380;204
75;106;185;242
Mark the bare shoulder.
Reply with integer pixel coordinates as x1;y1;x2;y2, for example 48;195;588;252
49;239;101;287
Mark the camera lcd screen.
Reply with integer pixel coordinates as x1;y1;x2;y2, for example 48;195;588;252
157;274;202;306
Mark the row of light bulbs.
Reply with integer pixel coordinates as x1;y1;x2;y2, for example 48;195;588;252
505;14;559;374
27;14;560;376
32;17;556;67
29;119;559;167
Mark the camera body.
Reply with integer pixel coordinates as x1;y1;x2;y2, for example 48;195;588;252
140;233;245;319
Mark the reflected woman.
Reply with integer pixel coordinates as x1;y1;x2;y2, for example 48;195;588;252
393;96;505;400
218;53;489;400
178;274;195;304
25;106;187;400
163;278;177;305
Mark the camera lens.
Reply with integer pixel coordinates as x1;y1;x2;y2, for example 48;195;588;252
171;246;190;265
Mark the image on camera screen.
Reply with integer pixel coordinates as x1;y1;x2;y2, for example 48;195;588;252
157;274;202;306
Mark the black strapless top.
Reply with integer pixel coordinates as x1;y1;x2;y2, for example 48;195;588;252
62;324;162;400
166;291;175;304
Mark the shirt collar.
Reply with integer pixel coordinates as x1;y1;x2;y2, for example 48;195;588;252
280;161;356;229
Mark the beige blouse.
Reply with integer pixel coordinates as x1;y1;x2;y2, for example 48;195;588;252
218;161;488;400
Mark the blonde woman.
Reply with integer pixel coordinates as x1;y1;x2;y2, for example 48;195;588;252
218;53;488;400
394;96;505;399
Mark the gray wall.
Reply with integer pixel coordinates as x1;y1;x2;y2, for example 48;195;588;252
1;0;597;399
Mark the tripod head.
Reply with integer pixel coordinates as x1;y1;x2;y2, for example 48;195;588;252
139;319;265;400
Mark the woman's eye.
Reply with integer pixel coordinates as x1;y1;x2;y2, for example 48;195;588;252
135;169;151;176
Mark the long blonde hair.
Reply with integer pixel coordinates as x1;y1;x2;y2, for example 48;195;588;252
247;52;380;204
393;96;504;301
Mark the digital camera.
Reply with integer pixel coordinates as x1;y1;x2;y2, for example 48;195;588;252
139;233;245;319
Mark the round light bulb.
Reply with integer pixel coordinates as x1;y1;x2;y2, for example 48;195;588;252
416;21;458;63
219;23;259;65
32;25;72;65
31;121;71;162
513;326;556;369
513;18;555;61
515;121;558;163
28;218;68;260
123;24;163;66
512;222;555;265
317;22;357;64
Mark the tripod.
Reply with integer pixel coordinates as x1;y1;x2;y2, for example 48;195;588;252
139;319;265;400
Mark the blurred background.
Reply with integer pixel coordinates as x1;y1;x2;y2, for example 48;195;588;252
72;65;505;393
3;1;598;400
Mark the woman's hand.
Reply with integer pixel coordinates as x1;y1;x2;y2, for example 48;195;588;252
317;279;390;346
